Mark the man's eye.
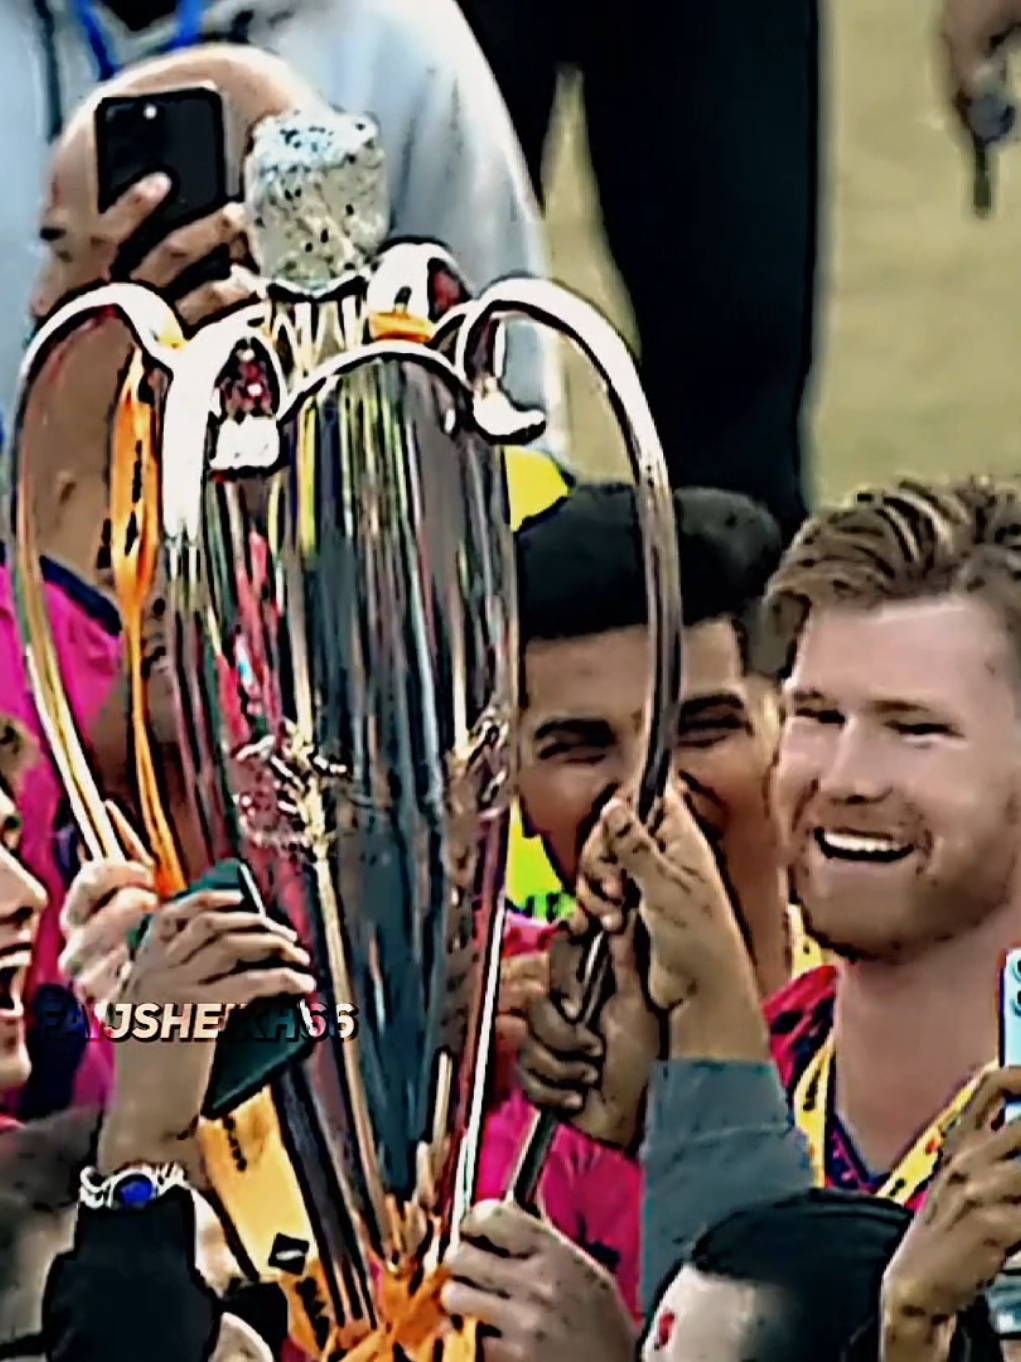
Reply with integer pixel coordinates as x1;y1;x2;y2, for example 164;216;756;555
792;707;843;726
678;717;744;748
890;720;949;738
539;743;606;762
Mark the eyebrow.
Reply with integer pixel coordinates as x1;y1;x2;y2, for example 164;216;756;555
783;686;947;718
678;692;747;722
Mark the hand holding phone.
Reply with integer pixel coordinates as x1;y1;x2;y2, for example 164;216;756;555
999;948;1021;1122
92;86;256;326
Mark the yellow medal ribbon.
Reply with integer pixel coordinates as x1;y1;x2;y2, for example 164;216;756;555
792;1033;987;1204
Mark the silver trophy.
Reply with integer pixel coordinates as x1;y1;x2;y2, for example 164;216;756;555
9;110;682;1359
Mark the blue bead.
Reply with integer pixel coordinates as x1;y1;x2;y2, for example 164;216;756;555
115;1174;156;1207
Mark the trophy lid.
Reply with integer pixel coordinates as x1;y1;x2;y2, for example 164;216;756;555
244;110;389;297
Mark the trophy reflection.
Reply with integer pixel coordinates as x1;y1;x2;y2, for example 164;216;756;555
9;107;682;1361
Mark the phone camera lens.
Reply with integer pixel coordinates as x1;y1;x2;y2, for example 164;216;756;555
142;103;158;122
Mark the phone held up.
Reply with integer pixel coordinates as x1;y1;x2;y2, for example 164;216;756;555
1000;947;1021;1124
94;84;231;296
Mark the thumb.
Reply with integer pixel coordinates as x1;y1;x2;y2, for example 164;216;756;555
602;799;666;890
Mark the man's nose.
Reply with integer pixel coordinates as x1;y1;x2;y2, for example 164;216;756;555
0;847;46;928
816;721;890;803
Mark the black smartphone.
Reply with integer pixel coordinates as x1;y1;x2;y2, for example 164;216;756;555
94;85;230;291
127;858;314;1118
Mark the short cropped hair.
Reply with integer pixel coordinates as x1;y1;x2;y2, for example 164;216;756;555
687;1189;1000;1362
516;482;783;674
766;476;1021;672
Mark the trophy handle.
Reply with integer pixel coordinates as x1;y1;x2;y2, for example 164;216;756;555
446;278;685;1205
8;283;187;862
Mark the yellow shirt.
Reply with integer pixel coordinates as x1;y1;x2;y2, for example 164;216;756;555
505;447;569;529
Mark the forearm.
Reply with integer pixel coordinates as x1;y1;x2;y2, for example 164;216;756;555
879;1289;957;1362
639;1056;812;1313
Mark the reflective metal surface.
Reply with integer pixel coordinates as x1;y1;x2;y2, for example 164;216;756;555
8;106;682;1359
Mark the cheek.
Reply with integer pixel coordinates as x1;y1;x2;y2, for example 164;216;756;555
681;739;770;817
518;763;603;843
771;733;816;832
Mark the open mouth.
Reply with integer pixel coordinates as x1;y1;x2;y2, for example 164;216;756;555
0;948;31;1017
813;829;913;865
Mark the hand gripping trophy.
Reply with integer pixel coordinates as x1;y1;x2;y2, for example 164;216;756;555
8;110;683;1359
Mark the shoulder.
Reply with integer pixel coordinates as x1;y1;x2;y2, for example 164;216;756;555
324;0;512;130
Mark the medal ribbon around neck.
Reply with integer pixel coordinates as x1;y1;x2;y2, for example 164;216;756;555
793;1032;988;1204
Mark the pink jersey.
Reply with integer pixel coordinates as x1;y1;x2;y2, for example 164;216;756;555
478;911;641;1319
0;557;122;1111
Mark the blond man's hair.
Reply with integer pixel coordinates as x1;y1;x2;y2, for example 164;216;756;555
766;477;1021;668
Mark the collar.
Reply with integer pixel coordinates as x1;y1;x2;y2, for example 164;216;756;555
0;543;121;637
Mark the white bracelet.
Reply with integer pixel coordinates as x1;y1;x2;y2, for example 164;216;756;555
79;1162;188;1211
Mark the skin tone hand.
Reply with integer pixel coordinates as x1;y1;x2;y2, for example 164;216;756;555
496;950;550;1061
518;783;766;1148
880;1067;1021;1362
97;889;315;1176
596;791;766;1059
441;1201;637;1362
519;907;659;1150
939;0;1021;130
59;806;160;1014
34;171;256;330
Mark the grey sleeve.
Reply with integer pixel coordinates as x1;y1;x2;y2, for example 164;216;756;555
640;1059;813;1314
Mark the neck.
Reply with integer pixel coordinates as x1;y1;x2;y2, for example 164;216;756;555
833;901;1021;1173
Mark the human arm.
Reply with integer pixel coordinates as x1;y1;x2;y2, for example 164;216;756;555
640;1059;813;1314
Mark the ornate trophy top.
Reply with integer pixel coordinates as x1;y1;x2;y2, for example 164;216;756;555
244;109;389;295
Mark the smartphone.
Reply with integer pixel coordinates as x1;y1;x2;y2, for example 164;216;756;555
127;858;314;1118
1000;948;1021;1122
94;86;230;290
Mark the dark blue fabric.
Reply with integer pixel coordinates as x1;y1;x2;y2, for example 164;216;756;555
17;984;91;1122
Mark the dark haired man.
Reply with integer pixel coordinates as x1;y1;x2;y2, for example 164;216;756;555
481;482;819;1317
513;481;811;997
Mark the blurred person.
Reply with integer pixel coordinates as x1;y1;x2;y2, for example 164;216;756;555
454;0;819;543
0;0;561;439
643;1189;1000;1362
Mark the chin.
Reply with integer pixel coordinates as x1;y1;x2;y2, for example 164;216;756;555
0;1042;31;1099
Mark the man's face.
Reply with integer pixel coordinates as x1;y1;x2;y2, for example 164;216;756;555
773;596;1021;961
0;790;47;1096
518;619;777;889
